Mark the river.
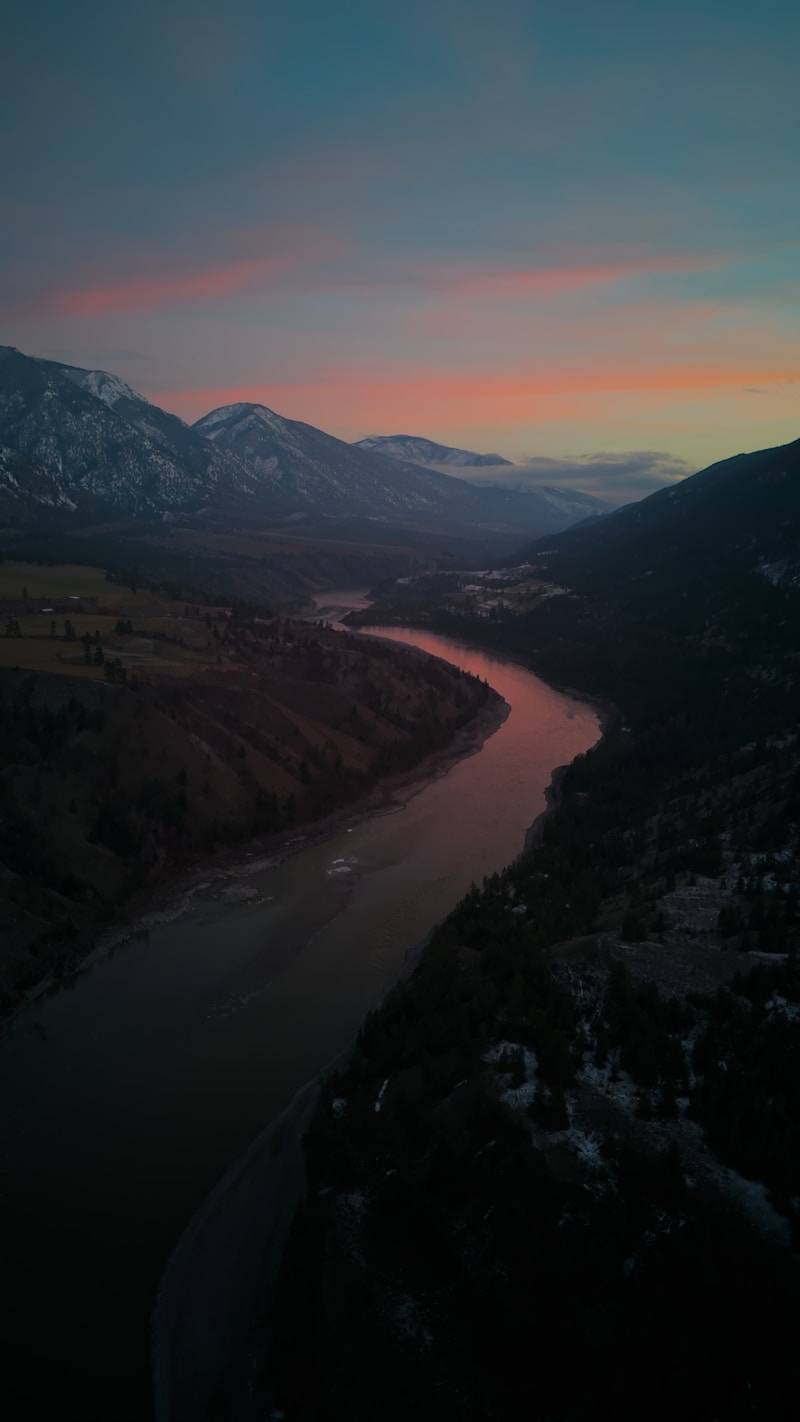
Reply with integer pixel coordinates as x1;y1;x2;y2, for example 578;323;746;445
0;615;599;1421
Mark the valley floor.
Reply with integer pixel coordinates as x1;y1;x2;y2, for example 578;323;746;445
271;569;800;1421
0;562;505;1020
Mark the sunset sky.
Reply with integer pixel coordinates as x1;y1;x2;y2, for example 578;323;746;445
3;0;798;497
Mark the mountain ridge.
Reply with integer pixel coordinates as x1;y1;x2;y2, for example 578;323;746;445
353;429;611;523
194;400;592;540
354;433;513;468
276;426;800;1422
0;344;247;519
0;348;607;547
523;433;800;605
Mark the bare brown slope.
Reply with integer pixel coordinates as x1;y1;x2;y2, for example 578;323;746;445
0;569;494;1014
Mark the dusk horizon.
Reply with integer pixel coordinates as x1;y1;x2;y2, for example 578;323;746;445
2;5;799;1421
4;0;799;502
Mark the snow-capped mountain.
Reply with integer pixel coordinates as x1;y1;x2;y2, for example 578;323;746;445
0;347;607;544
0;444;67;517
354;434;513;468
195;402;495;524
0;345;248;519
354;431;610;526
195;402;605;539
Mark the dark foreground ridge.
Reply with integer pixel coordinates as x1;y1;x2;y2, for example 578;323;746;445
0;346;602;589
0;562;495;1018
271;437;800;1420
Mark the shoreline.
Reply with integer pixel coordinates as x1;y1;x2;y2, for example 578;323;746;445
148;685;511;1422
150;635;607;1422
101;687;509;953
2;675;508;1037
345;608;618;733
151;1074;323;1422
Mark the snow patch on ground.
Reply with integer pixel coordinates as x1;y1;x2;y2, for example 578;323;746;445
766;994;800;1023
327;855;359;878
384;1290;434;1349
566;1128;604;1169
579;1057;638;1112
484;1040;538;1109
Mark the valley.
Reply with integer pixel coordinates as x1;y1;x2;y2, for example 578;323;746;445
0;614;599;1420
0;347;613;611
5;9;798;1421
1;413;798;1422
272;438;800;1421
0;560;497;1016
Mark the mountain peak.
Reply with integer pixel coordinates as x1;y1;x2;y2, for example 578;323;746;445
195;402;288;437
61;365;142;411
0;345;615;544
354;433;513;468
0;344;243;518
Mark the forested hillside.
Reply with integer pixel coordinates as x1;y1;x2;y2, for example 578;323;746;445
0;562;494;1016
273;439;800;1420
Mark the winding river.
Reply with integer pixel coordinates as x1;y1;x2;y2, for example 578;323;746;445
0;609;599;1420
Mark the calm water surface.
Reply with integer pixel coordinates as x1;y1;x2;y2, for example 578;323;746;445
0;623;599;1419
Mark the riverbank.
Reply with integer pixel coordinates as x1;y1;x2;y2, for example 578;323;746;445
114;682;508;935
151;1076;322;1422
149;633;604;1422
1;662;507;1037
148;687;509;1422
1;622;599;1422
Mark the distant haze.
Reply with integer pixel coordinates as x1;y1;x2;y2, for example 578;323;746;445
354;434;689;506
475;451;692;506
4;1;799;498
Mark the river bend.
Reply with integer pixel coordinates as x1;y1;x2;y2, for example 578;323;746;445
0;621;599;1419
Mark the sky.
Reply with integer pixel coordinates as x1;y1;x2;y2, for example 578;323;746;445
2;0;799;501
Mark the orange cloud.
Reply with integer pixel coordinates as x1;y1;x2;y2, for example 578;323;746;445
19;242;717;320
445;255;714;299
34;239;339;317
306;251;719;300
153;361;799;429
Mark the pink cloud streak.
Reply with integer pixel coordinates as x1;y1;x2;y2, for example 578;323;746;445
41;251;345;316
19;242;717;320
445;255;716;299
153;360;799;429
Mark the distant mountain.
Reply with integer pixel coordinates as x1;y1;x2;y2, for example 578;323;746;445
444;431;800;725
359;432;800;715
0;345;248;519
195;402;485;525
354;430;610;524
354;434;512;468
0;445;58;518
526;435;800;601
281;433;800;1422
194;401;599;540
0;347;605;550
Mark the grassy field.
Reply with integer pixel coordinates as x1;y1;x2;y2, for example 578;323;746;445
0;564;493;1011
158;527;422;559
0;561;115;602
0;637;106;675
0;561;226;678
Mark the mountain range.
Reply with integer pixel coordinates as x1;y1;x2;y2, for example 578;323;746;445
0;345;242;519
354;432;612;519
350;428;800;726
354;433;513;469
0;346;606;546
281;426;800;1422
524;434;800;610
